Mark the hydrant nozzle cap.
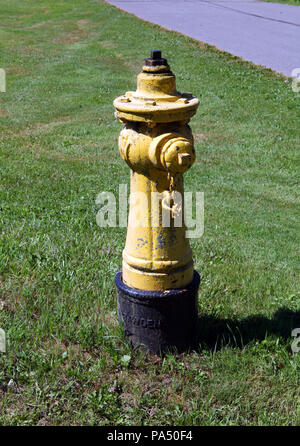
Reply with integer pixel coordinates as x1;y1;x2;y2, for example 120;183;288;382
143;50;171;73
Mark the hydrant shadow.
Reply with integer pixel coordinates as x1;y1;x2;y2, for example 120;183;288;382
195;307;300;352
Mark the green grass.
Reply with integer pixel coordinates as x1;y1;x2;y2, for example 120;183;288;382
0;0;299;426
260;0;299;5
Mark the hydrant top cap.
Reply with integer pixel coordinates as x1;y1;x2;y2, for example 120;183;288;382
143;50;170;73
151;50;161;59
113;50;199;123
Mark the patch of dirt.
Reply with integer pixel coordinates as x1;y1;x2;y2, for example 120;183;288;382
18;116;72;137
27;21;49;29
52;35;81;44
194;130;236;145
76;19;89;29
39;7;52;14
24;45;43;53
0;278;18;313
5;66;28;76
52;19;91;45
0;107;7;118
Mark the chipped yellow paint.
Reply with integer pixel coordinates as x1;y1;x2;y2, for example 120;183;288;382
114;52;199;290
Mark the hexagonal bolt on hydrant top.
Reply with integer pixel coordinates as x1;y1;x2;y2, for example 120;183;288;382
114;51;200;355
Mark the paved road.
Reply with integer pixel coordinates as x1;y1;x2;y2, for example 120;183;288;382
106;0;300;76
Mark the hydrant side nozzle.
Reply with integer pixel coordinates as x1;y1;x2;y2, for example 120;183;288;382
149;133;195;174
161;138;195;175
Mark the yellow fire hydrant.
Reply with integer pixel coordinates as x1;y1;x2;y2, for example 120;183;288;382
114;51;200;354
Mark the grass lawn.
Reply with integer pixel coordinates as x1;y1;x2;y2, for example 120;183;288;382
261;0;300;5
0;0;299;426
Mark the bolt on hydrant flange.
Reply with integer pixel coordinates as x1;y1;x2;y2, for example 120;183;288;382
114;51;200;355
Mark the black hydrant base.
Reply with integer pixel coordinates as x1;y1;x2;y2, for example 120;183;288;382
115;271;200;355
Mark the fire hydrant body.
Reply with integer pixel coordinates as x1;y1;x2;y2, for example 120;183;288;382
114;51;200;354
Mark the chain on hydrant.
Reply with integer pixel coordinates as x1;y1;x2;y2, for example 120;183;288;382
114;51;200;354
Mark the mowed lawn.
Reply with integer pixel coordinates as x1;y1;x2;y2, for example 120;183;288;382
0;0;299;426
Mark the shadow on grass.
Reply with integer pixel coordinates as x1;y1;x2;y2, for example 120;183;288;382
196;307;300;351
